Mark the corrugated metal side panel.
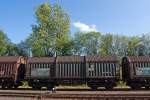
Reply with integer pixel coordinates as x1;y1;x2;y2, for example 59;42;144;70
87;62;118;78
0;63;15;78
56;62;84;78
11;63;14;77
26;63;54;78
25;63;29;78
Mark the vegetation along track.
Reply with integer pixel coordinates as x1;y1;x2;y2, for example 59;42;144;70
0;90;150;100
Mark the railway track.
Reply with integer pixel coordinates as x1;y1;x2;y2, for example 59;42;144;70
0;87;149;91
0;90;150;100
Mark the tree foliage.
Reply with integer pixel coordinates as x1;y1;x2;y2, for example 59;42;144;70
27;3;70;57
127;36;141;56
99;34;113;55
112;35;129;57
0;30;21;56
73;31;101;55
16;41;30;56
0;30;9;55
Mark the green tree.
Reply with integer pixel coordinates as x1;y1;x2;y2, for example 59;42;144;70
138;33;150;55
127;36;141;56
16;41;30;56
56;34;74;56
99;34;113;55
0;30;10;55
27;2;70;57
4;43;18;56
112;35;129;57
73;31;101;55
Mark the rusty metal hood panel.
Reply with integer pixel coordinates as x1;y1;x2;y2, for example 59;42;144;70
56;56;84;63
127;56;150;62
85;55;118;62
28;57;55;63
0;56;21;63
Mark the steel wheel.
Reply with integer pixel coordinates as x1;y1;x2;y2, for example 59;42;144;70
7;85;13;89
145;86;149;89
1;85;5;89
105;85;113;90
90;86;98;91
32;85;41;90
130;83;141;90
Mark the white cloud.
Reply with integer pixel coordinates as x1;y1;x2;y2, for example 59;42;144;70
73;21;97;32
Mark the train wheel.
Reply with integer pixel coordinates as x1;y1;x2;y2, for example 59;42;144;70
37;86;41;90
90;86;98;91
7;84;13;89
32;86;37;90
1;85;5;89
130;86;136;90
145;86;149;89
14;85;19;89
32;86;41;90
130;83;141;90
105;85;113;90
47;86;54;90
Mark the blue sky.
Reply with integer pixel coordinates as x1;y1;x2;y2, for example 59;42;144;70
0;0;150;43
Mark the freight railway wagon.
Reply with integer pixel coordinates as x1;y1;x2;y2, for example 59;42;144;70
25;57;56;89
122;56;150;89
1;55;150;90
86;55;120;90
0;55;120;90
24;55;120;90
0;56;26;89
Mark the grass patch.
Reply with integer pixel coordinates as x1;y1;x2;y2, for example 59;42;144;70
19;81;31;88
18;81;130;89
117;81;129;88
